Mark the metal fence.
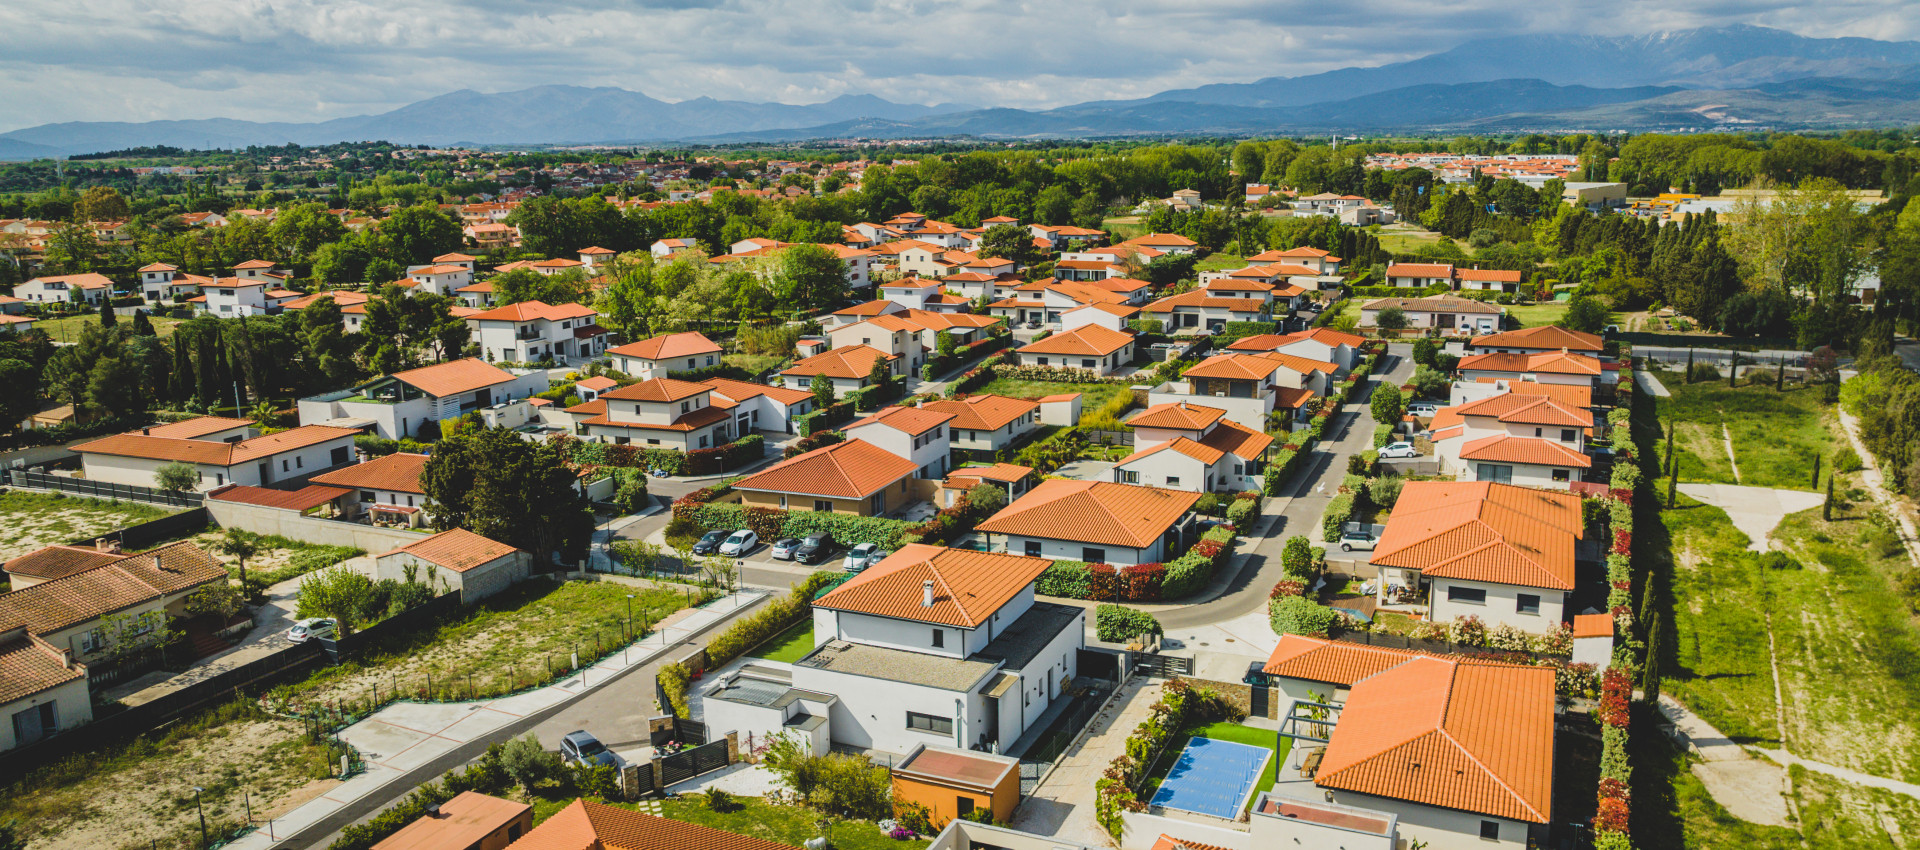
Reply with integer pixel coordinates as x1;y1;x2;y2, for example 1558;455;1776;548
1328;629;1571;665
67;507;210;550
1082;429;1135;446
1018;689;1105;796
317;593;464;663
6;468;204;507
658;737;731;788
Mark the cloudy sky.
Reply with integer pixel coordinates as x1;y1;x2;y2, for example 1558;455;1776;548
2;0;1917;131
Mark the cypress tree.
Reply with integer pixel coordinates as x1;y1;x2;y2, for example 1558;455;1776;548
98;299;115;328
1641;607;1664;703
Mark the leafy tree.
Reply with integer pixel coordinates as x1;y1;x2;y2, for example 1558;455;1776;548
963;483;1007;517
130;309;155;336
297;567;376;635
1374;307;1410;331
421;426;594;568
979;223;1040;268
0;359;39;434
214;528;262;587
376;203;465;265
810;373;836;408
609;540;662;576
1559;296;1611;334
184;583;247;619
1719;290;1797;338
1410;364;1450;399
1281;535;1318;581
1369;383;1406;424
96;610;171;662
154;462;200;494
1411;338;1438;367
500;733;561;793
773;244;848;311
493;268;590;306
76;186;131;222
97;299;116;328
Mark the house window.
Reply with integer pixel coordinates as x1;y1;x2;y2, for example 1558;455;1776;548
1121;470;1140;484
1480;820;1500;840
1476;464;1513;484
1082;548;1105;563
295;456;303;469
1081;359;1095;369
1562;429;1578;442
1024;541;1042;557
1448;586;1487;605
282;460;289;472
931;630;944;648
1552;468;1571;482
680;401;690;414
1517;594;1541;615
1533;427;1543;437
1166;476;1180;487
614;437;630;446
815;500;833;512
698;435;709;448
906;712;953;735
1036;357;1048;366
359;490;374;503
956;797;974;817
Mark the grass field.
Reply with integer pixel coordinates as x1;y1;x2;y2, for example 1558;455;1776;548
1499;303;1569;327
1101;216;1146;241
1195;253;1245;272
0;491;175;562
1652;371;1836;490
30;312;184;341
975;377;1133;412
660;797;928;850
1140;720;1288;811
1373;225;1445;256
723;354;786;376
748;619;815;663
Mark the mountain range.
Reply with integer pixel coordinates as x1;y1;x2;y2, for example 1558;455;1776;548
5;24;1920;159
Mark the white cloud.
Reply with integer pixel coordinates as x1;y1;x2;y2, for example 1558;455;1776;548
1;0;1915;131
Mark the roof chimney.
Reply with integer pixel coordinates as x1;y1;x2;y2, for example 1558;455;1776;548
95;538;120;554
922;580;935;607
141;427;150;435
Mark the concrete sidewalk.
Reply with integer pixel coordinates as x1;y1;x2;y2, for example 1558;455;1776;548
225;588;769;850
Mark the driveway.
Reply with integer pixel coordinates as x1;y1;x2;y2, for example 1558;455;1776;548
1011;678;1163;846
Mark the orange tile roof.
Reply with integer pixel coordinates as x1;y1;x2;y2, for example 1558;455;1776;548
978;480;1199;550
780;345;897;380
816;544;1052;627
1286;327;1366;348
1272;386;1316;409
1470;325;1603;352
207;484;352;511
1150;835;1235;850
0;630;85;704
1181;353;1279;381
1018;325;1134;357
847;405;954;436
385;528;519;573
391;358;521;397
606;331;722;360
1257;351;1339;374
1457;434;1593;468
1452;393;1592;428
1262;634;1433;684
1385;262;1455;278
1224;334;1293;352
312;453;430;494
701;378;814;406
832;300;899;317
465;300;597;323
1144;289;1269;313
510;798;798;850
574;376;618;392
1373;481;1583;590
731;439;917;499
0;542;227;635
1457;351;1602;376
1127;402;1225;432
4;545;124;581
1456;268;1524;283
600;378;711;404
1036;393;1081;403
1500;382;1594;408
573;397;733;432
373;791;529;850
919;395;1038;431
144;416;254;439
1316;656;1555;824
1362;294;1502;315
946;463;1033;484
1196;419;1273;460
75;425;358;466
1115;437;1224;467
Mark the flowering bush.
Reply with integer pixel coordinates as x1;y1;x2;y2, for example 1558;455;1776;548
1613;529;1632;555
1448;615;1487;646
1555;662;1598;696
1269;579;1306;599
1534;621;1575;656
1598;667;1633;728
1486;624;1532;652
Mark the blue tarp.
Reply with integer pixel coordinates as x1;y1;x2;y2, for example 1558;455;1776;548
1147;737;1271;820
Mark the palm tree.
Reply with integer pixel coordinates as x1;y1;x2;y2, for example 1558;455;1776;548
214;529;262;588
246;399;278;427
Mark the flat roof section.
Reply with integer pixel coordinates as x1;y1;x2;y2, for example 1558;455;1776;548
795;639;997;692
896;746;1017;791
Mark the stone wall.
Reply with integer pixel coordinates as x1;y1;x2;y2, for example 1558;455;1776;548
204;500;427;553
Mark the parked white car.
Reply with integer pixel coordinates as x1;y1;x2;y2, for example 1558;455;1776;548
287;618;336;643
844;543;887;572
1406;402;1440;417
718;529;759;556
1379;442;1419;459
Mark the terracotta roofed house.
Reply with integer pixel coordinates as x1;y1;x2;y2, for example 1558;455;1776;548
505;798;798;850
779;345;901;394
606;331;723;379
919;394;1041;457
311;452;432;524
1013;326;1135;377
1368;481;1583;630
730;439;919;516
1468;325;1604;355
376;528;528;604
297;358;548;440
977;479;1200;566
74;423;360;491
563;378;738;451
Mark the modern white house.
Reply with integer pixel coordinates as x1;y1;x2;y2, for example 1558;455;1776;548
919;395;1041;458
1359;295;1501;336
1146;352;1333;433
1112;403;1272;493
13;273;113;306
399;264;474;296
702;545;1083;756
1368;481;1584;631
1429;393;1594;489
843;406;954;480
1013;326;1136;377
73;419;360;491
977;479;1200;566
701;378;817;435
1264;636;1553;849
779;345;902;394
1224;327;1364;375
297;358;549;440
606;331;723;379
375;528;528;604
465;300;605;365
827;315;928;376
136;263;212;303
561;378;736;450
310;452;433;525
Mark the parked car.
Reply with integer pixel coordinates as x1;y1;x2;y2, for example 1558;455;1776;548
1379;442;1419;459
1339;523;1387;553
286;618;336;643
1406;402;1440;417
1243;661;1272;687
691;529;729;555
559;730;619;768
770;538;801;560
844;543;882;572
794;533;837;565
718;529;758;556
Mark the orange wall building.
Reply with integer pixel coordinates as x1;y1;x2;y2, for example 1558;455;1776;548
891;744;1021;827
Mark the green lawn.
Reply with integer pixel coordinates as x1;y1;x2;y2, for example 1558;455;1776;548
1373;226;1445;256
1101;216;1146;241
1195;253;1246;273
974;377;1131;410
660;797;928;850
30;311;184;341
0;491;176;562
1499;302;1568;327
1140;720;1289;812
749;619;816;663
1652;371;1836;490
724;354;787;376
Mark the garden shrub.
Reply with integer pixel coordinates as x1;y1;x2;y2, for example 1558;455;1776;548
1281;535;1318;582
1371;422;1395;448
1095;604;1161;642
1365;475;1403;508
1036;560;1091;597
1321;493;1355;542
1269;596;1338;637
780;512;917;548
1225;496;1258;527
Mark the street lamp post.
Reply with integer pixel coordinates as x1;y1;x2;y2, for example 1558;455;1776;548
625;594;635;662
192;786;208;849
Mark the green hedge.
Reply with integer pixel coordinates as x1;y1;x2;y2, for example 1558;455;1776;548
1321;493;1355;542
1036;560;1092;597
780;511;920;548
1270;595;1340;637
1262;444;1311;496
707;571;838;668
798;401;854;436
1372;422;1395;448
1095;604;1161;642
1213;321;1278;345
668;363;756;382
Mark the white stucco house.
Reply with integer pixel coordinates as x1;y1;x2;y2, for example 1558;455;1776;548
1112;402;1273;493
1359;295;1501;336
977;479;1200;566
297;358;549;441
74;418;360;491
465;300;605;365
561;377;736;450
843;405;954;480
1369;481;1584;632
606;331;723;379
375;528;529;604
919;395;1041;457
1428;393;1594;489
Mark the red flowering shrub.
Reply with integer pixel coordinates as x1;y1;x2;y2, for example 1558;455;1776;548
1191;540;1225;559
1612;530;1632;554
1598;668;1633;728
1088;563;1119;601
1120;563;1165;601
1593;796;1631;833
1269;579;1306;599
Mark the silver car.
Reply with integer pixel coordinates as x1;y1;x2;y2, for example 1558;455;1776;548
286;618;336;643
1379;442;1419;459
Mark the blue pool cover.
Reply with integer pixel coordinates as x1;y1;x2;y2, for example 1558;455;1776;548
1147;737;1272;819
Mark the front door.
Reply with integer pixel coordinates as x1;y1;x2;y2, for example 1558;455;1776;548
258;462;270;484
